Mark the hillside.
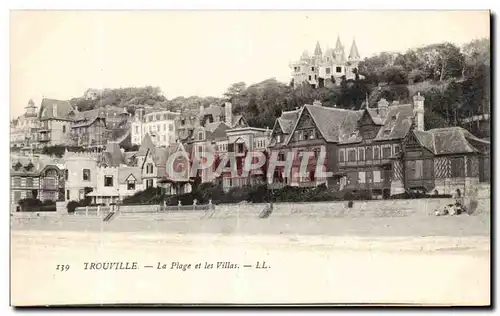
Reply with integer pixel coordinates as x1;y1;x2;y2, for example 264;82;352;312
67;38;489;135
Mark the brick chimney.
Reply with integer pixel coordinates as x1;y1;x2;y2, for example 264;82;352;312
225;102;232;126
412;92;425;131
377;98;389;118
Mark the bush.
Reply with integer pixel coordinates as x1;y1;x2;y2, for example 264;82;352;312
18;198;42;208
67;201;80;213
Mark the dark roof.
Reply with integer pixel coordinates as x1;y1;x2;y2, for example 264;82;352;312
39;98;74;121
373;104;414;141
280;102;415;146
202;105;224;118
414;127;490;155
101;142;125;167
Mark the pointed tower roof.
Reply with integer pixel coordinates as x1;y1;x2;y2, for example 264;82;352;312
301;50;309;59
335;35;343;51
314;41;322;56
137;133;155;157
27;99;35;107
349;39;360;60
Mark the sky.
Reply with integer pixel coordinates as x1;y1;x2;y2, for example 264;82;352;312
10;10;490;118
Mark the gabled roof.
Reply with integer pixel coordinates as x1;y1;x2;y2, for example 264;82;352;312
366;109;385;125
100;142;125;167
137;133;155;156
373;104;414;141
39;98;74;121
118;167;142;184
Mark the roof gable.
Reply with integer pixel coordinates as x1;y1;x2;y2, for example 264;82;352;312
137;133;155;156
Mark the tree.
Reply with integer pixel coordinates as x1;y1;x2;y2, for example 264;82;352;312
223;82;247;102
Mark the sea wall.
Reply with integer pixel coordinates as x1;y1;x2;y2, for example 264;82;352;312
72;196;490;219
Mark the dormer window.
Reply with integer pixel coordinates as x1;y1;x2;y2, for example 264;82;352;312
13;162;22;171
276;135;282;143
24;162;34;171
198;132;203;141
391;115;397;121
384;129;391;136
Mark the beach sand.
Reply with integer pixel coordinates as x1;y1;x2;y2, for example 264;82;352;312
10;214;491;306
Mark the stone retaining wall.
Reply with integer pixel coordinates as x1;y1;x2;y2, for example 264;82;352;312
72;197;490;219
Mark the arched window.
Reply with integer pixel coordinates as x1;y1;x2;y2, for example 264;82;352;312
64;169;68;180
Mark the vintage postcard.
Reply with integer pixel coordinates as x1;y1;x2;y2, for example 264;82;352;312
9;10;491;306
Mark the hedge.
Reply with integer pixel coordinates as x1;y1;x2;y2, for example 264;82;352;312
17;198;57;212
120;183;402;206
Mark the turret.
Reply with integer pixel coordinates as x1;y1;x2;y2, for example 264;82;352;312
348;39;360;62
334;35;344;61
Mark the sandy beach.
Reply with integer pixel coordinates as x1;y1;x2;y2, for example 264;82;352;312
11;213;491;306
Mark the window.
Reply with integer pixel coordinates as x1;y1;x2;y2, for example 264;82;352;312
382;146;392;158
278;153;285;161
146;179;153;189
64;169;68;180
237;143;244;153
451;157;465;178
14;191;21;202
104;176;114;187
198;132;203;140
146;163;154;174
366;147;372;160
308;75;312;81
13;177;21;187
358;148;365;161
83;169;90;181
127;181;136;190
276;135;282;143
169;124;174;132
336;66;342;73
394;144;401;155
198;145;203;153
294;66;298;72
326;68;331;74
347;149;356;162
135;126;139;133
79;189;85;200
311;67;315;71
373;170;381;183
315;75;317;80
374;146;380;159
358;172;366;184
406;160;423;180
181;119;185;125
163;124;166;131
66;190;70;200
339;150;345;163
62;125;66;133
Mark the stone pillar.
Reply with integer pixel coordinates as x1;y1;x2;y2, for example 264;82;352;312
85;206;89;216
97;205;100;216
178;200;181;211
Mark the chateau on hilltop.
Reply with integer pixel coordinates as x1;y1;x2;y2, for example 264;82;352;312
290;36;362;88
